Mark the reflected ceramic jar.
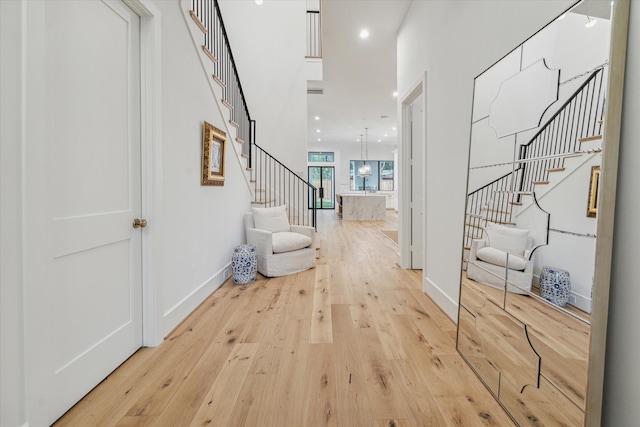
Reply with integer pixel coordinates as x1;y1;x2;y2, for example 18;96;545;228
539;266;571;306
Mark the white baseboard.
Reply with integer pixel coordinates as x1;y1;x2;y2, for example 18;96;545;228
570;291;592;313
162;262;231;337
424;277;459;322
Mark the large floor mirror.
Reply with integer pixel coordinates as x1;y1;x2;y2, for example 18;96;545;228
456;0;629;425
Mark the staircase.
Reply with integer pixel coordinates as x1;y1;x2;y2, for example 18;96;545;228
186;0;317;229
464;67;606;250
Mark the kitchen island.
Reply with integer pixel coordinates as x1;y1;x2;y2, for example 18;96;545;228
337;193;386;220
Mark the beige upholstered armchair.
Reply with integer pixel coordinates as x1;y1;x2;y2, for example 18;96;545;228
467;223;534;294
243;205;316;277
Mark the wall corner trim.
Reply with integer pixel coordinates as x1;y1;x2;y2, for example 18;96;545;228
424;277;459;322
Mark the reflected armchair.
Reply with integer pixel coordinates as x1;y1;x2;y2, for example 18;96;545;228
467;223;534;294
244;205;316;277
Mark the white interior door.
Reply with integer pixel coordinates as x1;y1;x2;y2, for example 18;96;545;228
47;0;142;421
410;94;424;269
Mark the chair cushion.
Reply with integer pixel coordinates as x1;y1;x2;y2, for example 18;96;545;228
476;246;526;271
484;223;529;255
252;205;290;233
272;232;313;254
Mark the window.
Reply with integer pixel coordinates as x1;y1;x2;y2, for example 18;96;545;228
379;160;394;191
349;160;394;191
308;151;334;162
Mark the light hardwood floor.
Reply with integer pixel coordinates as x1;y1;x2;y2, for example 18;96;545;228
54;210;514;427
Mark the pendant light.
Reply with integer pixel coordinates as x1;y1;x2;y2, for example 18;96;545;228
358;128;372;177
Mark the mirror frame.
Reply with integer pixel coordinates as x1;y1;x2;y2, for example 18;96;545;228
456;1;630;425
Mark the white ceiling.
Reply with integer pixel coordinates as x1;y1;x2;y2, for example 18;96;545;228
306;0;411;149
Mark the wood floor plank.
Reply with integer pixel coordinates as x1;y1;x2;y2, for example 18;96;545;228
310;264;333;343
146;342;233;426
391;358;450;426
301;343;338;427
189;343;260;426
369;309;411;361
258;319;309;427
357;327;411;420
420;354;514;426
332;304;376;427
226;372;275;427
374;419;412;427
123;292;254;419
115;415;160;426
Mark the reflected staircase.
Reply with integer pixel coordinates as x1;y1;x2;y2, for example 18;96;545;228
464;68;606;250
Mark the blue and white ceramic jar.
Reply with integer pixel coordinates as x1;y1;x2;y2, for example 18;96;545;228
539;266;571;307
232;244;257;285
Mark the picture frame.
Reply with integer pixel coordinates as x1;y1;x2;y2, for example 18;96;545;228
587;165;600;218
201;121;226;186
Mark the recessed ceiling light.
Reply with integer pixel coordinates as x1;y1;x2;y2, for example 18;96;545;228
378;139;382;142
316;129;321;133
255;0;263;5
314;116;320;120
392;127;397;131
317;138;321;142
384;134;388;137
392;91;398;97
359;29;369;39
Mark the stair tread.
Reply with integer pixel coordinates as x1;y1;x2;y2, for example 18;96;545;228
465;223;484;229
486;220;516;225
493;190;531;195
533;181;549;185
189;11;207;33
481;207;511;214
509;202;523;206
202;45;217;64
547;167;565;172
229;119;239;128
579;135;603;143
245;167;253;172
213;75;225;89
222;99;233;110
235;137;245;145
240;153;249;159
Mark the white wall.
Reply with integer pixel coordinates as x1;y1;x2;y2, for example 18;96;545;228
397;0;576;318
155;0;249;333
218;0;309;176
0;0;250;424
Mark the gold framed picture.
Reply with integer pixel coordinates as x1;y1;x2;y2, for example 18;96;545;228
201;121;226;186
587;165;600;218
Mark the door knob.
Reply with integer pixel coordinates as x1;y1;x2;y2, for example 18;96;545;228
133;218;147;229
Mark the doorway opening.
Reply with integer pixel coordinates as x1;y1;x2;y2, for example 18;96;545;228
308;166;335;209
400;74;426;270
